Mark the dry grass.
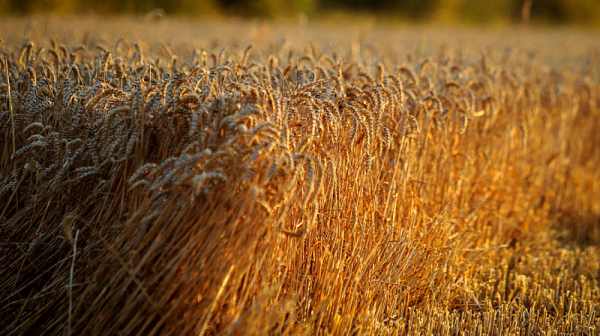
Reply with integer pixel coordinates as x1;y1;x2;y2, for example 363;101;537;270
1;16;599;335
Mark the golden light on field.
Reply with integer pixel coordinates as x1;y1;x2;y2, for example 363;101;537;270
0;15;599;335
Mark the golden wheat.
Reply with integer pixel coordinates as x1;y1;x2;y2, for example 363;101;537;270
0;17;599;335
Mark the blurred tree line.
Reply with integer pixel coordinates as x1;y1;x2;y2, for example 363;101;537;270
0;0;599;26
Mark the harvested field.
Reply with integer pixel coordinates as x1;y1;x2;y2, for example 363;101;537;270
1;16;599;335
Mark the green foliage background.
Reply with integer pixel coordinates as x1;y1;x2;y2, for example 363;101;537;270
0;0;599;26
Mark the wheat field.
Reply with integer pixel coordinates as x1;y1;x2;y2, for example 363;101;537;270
1;16;599;335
